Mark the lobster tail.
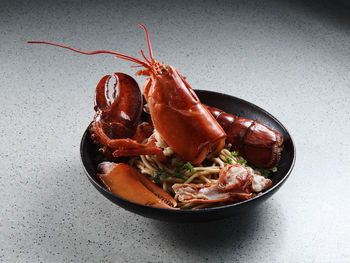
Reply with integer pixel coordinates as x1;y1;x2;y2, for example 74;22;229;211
205;105;283;169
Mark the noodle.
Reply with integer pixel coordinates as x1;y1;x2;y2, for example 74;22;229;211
128;130;263;209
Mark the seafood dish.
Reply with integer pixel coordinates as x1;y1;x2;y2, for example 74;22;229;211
29;24;283;210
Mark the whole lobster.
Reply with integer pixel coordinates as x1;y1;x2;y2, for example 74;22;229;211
28;23;282;208
28;23;226;166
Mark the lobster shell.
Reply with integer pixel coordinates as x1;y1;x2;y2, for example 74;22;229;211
205;105;283;169
141;66;227;165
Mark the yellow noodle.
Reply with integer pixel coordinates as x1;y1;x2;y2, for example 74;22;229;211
199;175;212;184
145;154;154;163
130;144;256;210
140;155;157;171
163;177;184;183
195;169;220;175
184;172;202;184
185;170;216;184
193;166;220;172
219;154;228;162
222;149;232;157
154;157;175;174
213;157;225;167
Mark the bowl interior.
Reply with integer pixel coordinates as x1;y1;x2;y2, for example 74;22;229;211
80;90;295;222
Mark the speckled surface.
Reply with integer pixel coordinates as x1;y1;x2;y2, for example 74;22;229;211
1;0;350;262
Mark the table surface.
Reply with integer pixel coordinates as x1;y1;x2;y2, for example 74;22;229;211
1;0;350;262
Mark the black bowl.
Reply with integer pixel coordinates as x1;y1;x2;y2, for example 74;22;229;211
80;90;295;222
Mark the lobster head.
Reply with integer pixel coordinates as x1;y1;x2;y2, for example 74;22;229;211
139;64;227;165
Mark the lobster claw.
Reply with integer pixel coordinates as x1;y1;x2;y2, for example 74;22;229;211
94;75;111;112
97;162;177;209
90;73;166;162
93;72;143;139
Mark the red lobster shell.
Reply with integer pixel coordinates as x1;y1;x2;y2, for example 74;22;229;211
205;105;283;169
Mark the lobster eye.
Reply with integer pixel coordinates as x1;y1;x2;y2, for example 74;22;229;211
161;67;167;72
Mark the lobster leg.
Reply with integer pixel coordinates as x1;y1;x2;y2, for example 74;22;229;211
93;122;166;162
205;105;283;169
132;122;154;143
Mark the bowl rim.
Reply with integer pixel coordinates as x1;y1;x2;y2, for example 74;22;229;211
80;89;296;214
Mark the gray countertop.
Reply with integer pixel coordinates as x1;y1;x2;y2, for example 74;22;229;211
1;0;350;262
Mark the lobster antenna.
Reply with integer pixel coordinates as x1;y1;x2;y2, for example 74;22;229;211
137;23;155;63
140;49;152;64
27;41;151;69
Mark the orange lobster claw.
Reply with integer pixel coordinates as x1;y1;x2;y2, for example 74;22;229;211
90;72;166;162
97;162;177;209
93;73;143;139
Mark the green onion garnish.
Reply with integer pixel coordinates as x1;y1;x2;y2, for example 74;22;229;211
225;157;233;164
173;172;186;181
231;151;239;157
153;169;170;184
153;171;161;184
184;162;194;172
237;158;247;165
257;168;270;178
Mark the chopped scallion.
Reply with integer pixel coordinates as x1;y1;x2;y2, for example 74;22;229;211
225;157;233;164
184;162;194;172
231;151;239;157
237;158;247;165
153;171;161;184
257;168;270;178
153;169;170;184
173;172;186;181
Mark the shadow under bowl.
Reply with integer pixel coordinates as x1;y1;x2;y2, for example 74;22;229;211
80;90;296;222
